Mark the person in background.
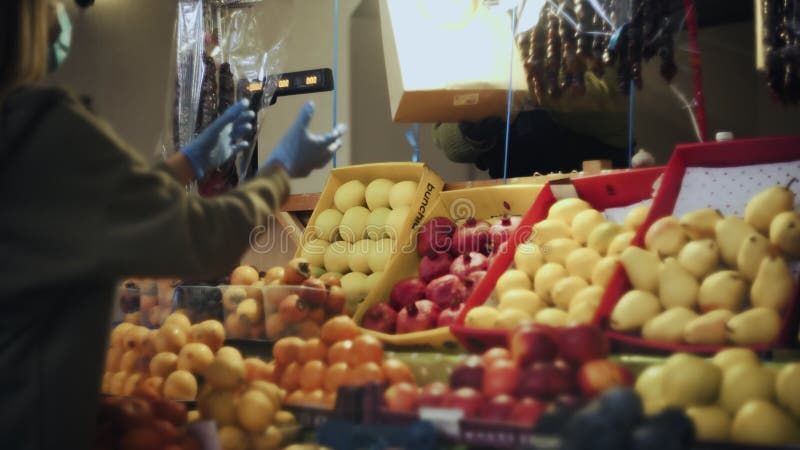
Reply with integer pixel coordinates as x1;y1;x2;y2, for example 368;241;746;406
0;1;345;449
433;29;629;178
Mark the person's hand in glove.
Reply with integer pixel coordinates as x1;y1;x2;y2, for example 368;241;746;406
264;101;346;178
180;99;256;179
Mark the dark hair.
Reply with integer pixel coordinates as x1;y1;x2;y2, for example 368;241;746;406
0;0;49;99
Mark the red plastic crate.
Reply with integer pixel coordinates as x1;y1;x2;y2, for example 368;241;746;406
595;136;800;354
450;167;666;353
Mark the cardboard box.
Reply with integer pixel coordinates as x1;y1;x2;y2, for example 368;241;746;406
379;0;530;123
354;184;545;348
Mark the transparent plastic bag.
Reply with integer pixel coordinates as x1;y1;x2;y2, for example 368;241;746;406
159;0;293;192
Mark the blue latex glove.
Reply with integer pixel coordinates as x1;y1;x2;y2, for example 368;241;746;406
264;101;347;177
180;99;256;179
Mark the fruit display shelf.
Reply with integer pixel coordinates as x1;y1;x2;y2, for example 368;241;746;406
595;136;800;354
449;167;665;353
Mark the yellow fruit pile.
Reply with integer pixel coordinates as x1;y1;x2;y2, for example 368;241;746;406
614;185;799;345
465;198;646;330
102;313;226;400
195;348;298;450
300;178;418;314
636;349;800;446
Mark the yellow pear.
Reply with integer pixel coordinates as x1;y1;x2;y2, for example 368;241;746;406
658;257;699;309
737;232;772;281
680;208;723;240
499;289;545;317
698;271;747;312
571;209;606;245
542;238;581;265
610;290;662;331
635;365;664;403
726;307;782;345
532;219;573;245
534;263;567;305
751;252;794;311
719;363;775;413
551;276;589;310
514;242;545;278
744;185;795;234
645;216;688;257
569;285;605;312
548;198;592;225
686;406;731;442
660;353;722;407
711;348;760;372
731;400;800;445
465;306;500;329
606;231;636;256
591;256;620;288
776;363;800;419
715;215;758;267
494;308;533;329
534;307;569;327
683;310;735;345
565;247;602;282
770;211;800;258
677;239;720;279
642;307;698;343
587;222;623;256
566;296;601;325
624;205;650;232
620;247;661;292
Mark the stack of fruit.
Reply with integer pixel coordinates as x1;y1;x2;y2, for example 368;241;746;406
298;178;418;314
635;349;800;446
103;313;230;401
94;395;200;450
383;323;632;425
268;316;417;409
612;184;799;346
462;198;648;330
194;347;299;450
221;262;344;341
361;213;522;334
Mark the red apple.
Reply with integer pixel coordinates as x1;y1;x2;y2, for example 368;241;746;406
384;382;420;412
417;217;456;257
390;277;427;311
449;252;488;280
419;253;454;283
436;300;465;328
556;325;610;365
577;360;634;398
516;362;576;400
396;300;441;334
510;323;558;368
443;387;484;417
361;303;397;334
425;274;467;309
480;394;517;421
419;382;450;407
481;347;511;367
482;359;520;398
509;397;549;426
450;355;485;390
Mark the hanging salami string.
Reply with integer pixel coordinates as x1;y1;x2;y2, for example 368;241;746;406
525;5;548;102
764;0;800;103
545;5;563;98
559;1;579;92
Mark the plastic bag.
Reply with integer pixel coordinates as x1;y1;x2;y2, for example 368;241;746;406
160;0;293;194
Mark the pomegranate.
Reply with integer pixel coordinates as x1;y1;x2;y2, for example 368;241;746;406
489;214;522;247
361;303;398;334
417;216;456;257
449;252;488;280
453;218;490;255
425;274;468;308
465;270;487;298
389;277;427;311
436;300;465;327
419;253;453;283
396;300;441;334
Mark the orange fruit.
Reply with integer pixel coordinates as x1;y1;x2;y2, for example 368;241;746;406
306;389;326;407
298;338;328;364
272;337;305;366
279;362;301;391
348;362;386;386
265;314;285;340
327;340;353;365
284;389;307;406
163;370;198;400
350;335;384;365
323;391;337;410
324;362;350;393
320;316;360;345
297;320;321;340
382;358;416;385
299;360;327;392
230;265;259;286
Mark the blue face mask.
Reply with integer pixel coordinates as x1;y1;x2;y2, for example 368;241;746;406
48;2;72;72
